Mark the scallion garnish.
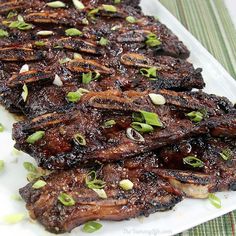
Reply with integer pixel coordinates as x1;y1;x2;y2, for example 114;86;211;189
82;221;103;233
140;67;158;78
36;30;54;36
46;1;66;8
103;119;116;128
208;193;221;208
74;53;82;59
26;131;45;144
21;83;28;102
119;179;134;191
73;133;86;146
0;29;9;38
93;189;107;199
139;110;163;127
126;128;145;142
58;193;76;206
9;16;33;31
114;0;121;3
7;11;18;19
183;156;204;168
220;148;232;161
66;91;81;102
186;111;204;122
99;37;109;46
11;194;22;201
131;122;154;133
145;33;161;47
149;93;166;105
82;71;100;84
88;8;99;18
3;213;26;224
82;18;89;25
126;16;137;23
72;0;85;10
111;25;120;31
0;123;4;132
32;180;47;189
102;4;117;12
0;160;4;172
59;57;71;64
85;171;106;189
65;28;82;36
34;41;46;46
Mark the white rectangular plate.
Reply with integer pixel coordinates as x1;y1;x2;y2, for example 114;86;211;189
0;1;236;236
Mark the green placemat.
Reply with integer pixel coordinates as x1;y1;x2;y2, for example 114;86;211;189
158;0;236;235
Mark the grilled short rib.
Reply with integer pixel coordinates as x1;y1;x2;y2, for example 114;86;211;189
19;136;236;233
13;89;236;170
19;152;182;233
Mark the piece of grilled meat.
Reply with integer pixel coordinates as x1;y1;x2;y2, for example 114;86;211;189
19;152;182;233
13;89;236;170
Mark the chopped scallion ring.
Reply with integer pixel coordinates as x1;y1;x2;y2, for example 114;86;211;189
183;156;204;168
65;28;82;36
82;221;103;233
73;133;86;146
126;16;137;23
126;128;145;142
219;148;232;161
93;189;107;199
139;110;163;127
131;122;154;133
21;84;28;102
32;180;47;189
46;1;66;8
186;111;204;122
99;37;109;46
102;4;117;12
0;29;9;38
208;193;221;208
145;33;161;47
119;179;134;191
149;93;166;105
58;193;75;206
85;171;106;189
72;0;85;10
26;131;45;144
140;67;158;78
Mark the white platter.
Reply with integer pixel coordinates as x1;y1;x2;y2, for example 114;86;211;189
0;1;236;236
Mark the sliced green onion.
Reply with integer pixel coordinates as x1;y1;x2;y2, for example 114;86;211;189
21;83;28;102
82;18;89;25
20;64;29;73
111;25;120;31
23;162;37;173
26;131;45;144
126;128;144;142
149;93;166;105
140;67;157;78
145;33;161;47
186;111;204;122
85;171;106;189
0;123;4;132
66;91;81;102
17;15;24;22
32;180;47;189
114;0;121;3
88;8;99;18
99;37;109;46
93;189;107;199
73;133;86;146
183;156;204;168
220;148;232;161
34;41;46;46
74;53;82;59
7;11;18;19
102;4;117;12
139;110;163;127
103;119;116;128
58;193;75;206
65;28;82;36
3;213;25;224
0;160;4;172
131;122;153;133
78;88;89;94
82;71;100;84
0;29;9;38
126;16;137;23
82;221;103;233
208;193;221;209
119;179;133;191
59;57;71;64
72;0;85;10
9;20;33;31
10;194;22;201
53;74;63;86
36;30;53;36
46;1;66;8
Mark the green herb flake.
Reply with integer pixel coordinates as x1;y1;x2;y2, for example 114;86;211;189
0;29;9;38
3;213;25;224
82;18;89;25
85;171;106;189
65;28;83;36
32;180;47;189
82;221;103;233
34;41;46;46
119;179;134;191
131;122;154;133
0;123;4;132
114;0;121;3
93;189;107;199
139;110;163;127
23;162;37;173
220;148;232;161
102;4;117;12
21;83;28;102
72;0;85;10
126;16;137;23
140;67;158;79
58;193;75;206
88;8;99;18
103;119;116;128
26;131;45;144
73;133;86;146
9;20;33;31
145;33;161;47
66;91;82;102
186;111;204;123
46;1;66;8
99;37;109;46
208;193;221;209
0;160;4;172
59;57;71;64
7;11;18;19
183;156;204;168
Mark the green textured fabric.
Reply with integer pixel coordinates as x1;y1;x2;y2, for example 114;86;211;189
158;0;236;235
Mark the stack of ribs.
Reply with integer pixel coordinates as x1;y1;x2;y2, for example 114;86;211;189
0;0;235;233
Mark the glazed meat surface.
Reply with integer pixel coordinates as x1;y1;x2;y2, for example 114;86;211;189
13;89;236;169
